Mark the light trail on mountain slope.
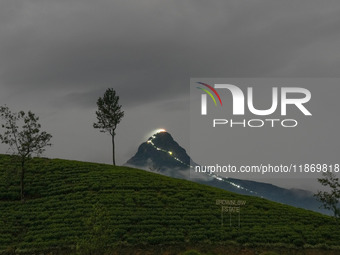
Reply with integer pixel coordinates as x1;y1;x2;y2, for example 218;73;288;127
208;173;259;195
146;133;258;195
146;135;192;168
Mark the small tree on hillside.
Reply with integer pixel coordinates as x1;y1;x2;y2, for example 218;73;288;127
314;171;340;219
0;106;52;201
93;88;124;166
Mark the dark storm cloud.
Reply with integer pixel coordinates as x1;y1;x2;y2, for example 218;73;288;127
1;0;340;108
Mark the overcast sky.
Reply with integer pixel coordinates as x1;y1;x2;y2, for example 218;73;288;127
1;0;340;190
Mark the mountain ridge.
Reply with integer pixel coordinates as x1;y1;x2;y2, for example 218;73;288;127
126;131;326;214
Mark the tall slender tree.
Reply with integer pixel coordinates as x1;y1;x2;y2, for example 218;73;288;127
0;106;52;201
93;89;124;166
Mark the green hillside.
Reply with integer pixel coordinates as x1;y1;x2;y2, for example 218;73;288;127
0;154;339;255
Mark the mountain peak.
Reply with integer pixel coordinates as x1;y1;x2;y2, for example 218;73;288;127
126;131;192;171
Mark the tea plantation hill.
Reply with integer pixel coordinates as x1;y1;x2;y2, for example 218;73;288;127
0;154;339;254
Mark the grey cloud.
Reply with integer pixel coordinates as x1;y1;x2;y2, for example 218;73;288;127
2;0;340;107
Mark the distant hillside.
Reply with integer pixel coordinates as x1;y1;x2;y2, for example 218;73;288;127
0;154;339;254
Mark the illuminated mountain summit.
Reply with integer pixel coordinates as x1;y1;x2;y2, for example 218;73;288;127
126;131;194;171
126;130;326;214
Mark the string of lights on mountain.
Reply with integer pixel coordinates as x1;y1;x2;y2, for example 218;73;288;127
145;129;258;195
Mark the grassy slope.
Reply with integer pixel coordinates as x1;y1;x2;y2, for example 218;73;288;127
0;154;339;254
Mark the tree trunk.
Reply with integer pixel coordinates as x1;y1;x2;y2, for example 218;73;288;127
112;135;116;166
21;160;25;201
